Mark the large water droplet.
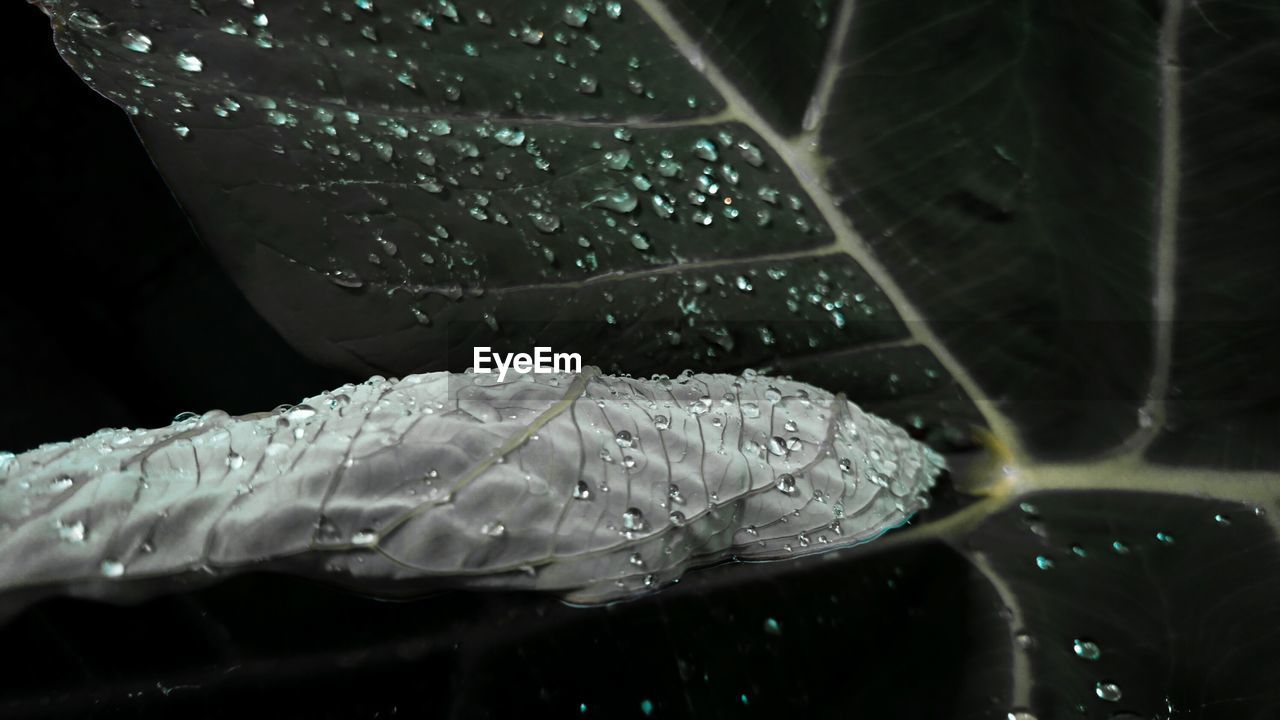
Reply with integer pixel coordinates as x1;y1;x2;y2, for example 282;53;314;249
56;519;86;544
622;508;647;533
100;559;125;577
1095;681;1122;702
1072;638;1101;661
494;127;526;147
775;473;797;495
121;30;152;53
176;51;203;72
529;212;561;234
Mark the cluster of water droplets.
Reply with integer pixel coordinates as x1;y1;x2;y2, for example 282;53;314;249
46;0;860;347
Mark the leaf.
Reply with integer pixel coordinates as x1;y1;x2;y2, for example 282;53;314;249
0;368;941;611
19;0;1280;716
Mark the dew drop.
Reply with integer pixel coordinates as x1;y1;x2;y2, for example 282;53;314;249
56;519;86;544
121;30;152;53
573;480;592;500
1095;681;1122;702
775;473;797;495
528;211;561;234
615;430;634;447
494;127;525;147
622;508;647;533
100;559;125;577
1072;638;1101;661
176;51;203;72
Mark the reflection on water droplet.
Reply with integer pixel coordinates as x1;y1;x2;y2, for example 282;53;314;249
622;508;646;532
56;519;86;544
1073;638;1101;661
529;212;560;234
101;559;125;577
1095;681;1122;702
494;127;525;147
176;51;203;72
121;30;152;53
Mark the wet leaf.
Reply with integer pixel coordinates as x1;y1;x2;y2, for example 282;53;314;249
0;369;940;609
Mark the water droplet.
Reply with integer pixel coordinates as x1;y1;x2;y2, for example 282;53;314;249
351;530;378;546
630;233;651;251
69;9;109;32
528;211;561;234
775;473;797;495
1072;638;1101;661
573;480;592;500
176;51;203;72
1156;531;1175;544
481;521;506;538
577;74;599;94
654;415;670;430
101;559;125;577
615;430;634;447
563;5;589;28
56;519;86;544
605;1;623;20
622;508;647;533
668;510;686;526
1214;513;1231;525
518;26;544;45
1035;555;1055;570
494;127;525;147
121;30;152;53
763;617;781;635
1095;681;1122;702
693;138;718;161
